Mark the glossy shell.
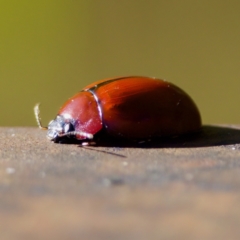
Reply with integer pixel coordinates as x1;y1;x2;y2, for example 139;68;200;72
58;76;201;140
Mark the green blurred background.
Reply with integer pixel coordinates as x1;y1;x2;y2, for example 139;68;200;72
1;0;240;126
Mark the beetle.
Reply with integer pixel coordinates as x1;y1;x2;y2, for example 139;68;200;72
34;76;201;144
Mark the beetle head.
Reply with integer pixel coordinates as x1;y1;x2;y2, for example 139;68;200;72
34;104;93;142
47;115;75;141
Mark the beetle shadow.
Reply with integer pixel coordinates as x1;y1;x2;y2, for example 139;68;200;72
93;125;240;148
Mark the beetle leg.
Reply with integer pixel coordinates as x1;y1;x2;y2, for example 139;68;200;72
81;141;96;146
58;131;93;139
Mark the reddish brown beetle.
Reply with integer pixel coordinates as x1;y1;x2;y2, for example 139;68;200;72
34;76;201;144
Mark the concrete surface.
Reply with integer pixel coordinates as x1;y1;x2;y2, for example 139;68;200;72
1;126;240;240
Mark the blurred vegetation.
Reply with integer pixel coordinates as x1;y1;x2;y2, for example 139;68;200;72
1;0;240;126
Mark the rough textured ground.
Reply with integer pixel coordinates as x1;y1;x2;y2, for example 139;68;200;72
1;126;240;240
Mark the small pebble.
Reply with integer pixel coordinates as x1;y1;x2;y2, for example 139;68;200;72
102;178;111;187
6;168;16;174
102;178;124;187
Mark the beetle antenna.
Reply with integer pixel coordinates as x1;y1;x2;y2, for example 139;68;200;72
34;103;48;130
58;131;93;139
